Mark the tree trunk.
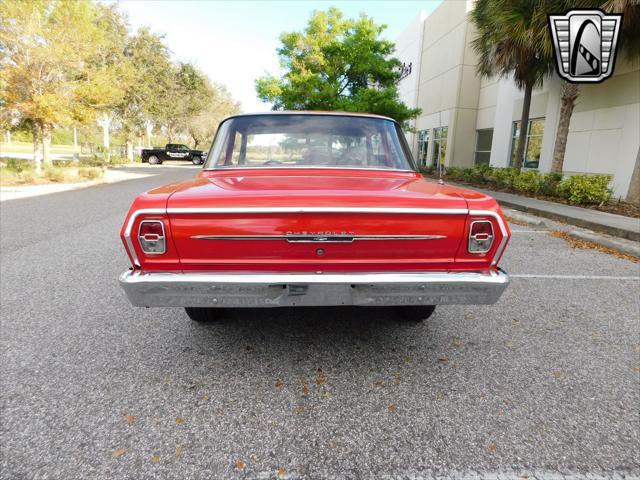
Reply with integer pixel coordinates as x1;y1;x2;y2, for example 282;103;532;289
514;81;533;170
125;140;133;162
32;123;42;175
5;131;11;145
42;123;52;166
551;81;580;173
73;127;78;150
626;146;640;205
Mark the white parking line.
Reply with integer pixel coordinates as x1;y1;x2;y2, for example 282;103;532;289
511;274;639;280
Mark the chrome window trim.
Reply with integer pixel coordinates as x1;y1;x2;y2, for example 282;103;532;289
203;166;417;173
123;208;165;267
168;207;469;215
468;210;509;266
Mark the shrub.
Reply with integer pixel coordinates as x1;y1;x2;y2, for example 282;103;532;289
512;170;541;194
81;156;108;167
445;166;464;180
20;171;37;184
419;165;435;175
44;167;67;183
2;158;33;173
78;167;104;180
462;165;490;183
557;175;612;205
488;168;518;188
538;172;563;196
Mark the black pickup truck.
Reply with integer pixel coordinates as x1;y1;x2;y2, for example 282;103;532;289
140;144;207;165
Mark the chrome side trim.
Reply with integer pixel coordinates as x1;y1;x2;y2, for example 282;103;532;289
168;207;469;215
119;269;510;308
123;208;165;267
191;234;447;242
469;210;509;267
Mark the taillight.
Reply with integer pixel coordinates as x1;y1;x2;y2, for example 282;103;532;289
468;220;494;253
138;220;166;254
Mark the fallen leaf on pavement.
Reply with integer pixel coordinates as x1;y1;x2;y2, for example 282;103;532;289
234;459;246;471
202;394;210;401
126;415;134;425
404;356;413;364
175;446;183;458
277;467;286;478
151;455;160;464
175;416;184;425
293;406;304;414
453;338;464;348
488;442;497;453
374;379;384;387
316;370;325;385
111;448;127;459
388;404;397;413
394;372;401;385
275;379;284;390
437;357;449;364
553;370;563;379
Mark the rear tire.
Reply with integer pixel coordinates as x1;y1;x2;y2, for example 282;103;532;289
184;307;222;322
192;156;202;165
397;305;436;322
148;155;161;165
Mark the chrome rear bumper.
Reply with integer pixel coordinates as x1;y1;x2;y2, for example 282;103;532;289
119;269;509;308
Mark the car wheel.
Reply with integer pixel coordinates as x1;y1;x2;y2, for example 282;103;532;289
184;307;221;322
397;305;436;322
148;155;161;165
192;156;202;165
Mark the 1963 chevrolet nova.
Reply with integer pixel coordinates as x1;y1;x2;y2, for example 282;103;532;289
119;112;510;322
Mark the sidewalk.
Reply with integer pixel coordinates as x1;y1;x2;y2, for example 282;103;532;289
455;184;640;241
0;169;153;202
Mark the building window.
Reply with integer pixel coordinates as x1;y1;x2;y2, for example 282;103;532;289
417;129;430;166
432;127;447;168
474;129;493;165
510;118;544;169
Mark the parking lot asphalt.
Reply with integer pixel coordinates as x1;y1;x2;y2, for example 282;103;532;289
1;166;638;480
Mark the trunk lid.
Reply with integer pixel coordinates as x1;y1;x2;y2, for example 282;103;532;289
167;170;468;272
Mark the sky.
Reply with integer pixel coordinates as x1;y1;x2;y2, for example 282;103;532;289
117;1;442;112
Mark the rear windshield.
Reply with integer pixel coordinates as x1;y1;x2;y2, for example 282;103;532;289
205;114;415;171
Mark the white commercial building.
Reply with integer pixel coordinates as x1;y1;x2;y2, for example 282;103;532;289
395;0;639;199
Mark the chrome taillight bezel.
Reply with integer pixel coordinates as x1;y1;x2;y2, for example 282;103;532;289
138;219;166;254
468;220;494;254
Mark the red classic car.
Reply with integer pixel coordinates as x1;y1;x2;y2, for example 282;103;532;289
119;112;510;322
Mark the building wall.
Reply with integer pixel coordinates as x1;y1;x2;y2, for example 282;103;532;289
397;0;639;197
394;11;426;147
414;0;479;168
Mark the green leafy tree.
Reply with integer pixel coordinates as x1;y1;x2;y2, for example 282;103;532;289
471;0;554;171
0;0;127;171
255;7;420;124
115;28;174;160
186;83;240;149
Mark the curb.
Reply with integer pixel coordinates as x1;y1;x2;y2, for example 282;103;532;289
568;230;640;259
504;210;547;227
496;200;639;242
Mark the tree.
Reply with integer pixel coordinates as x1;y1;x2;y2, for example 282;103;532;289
187;83;240;149
0;0;127;171
255;7;420;125
551;0;640;180
471;0;554;170
115;28;174;161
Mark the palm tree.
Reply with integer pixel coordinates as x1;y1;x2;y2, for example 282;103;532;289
550;0;640;176
471;0;554;170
